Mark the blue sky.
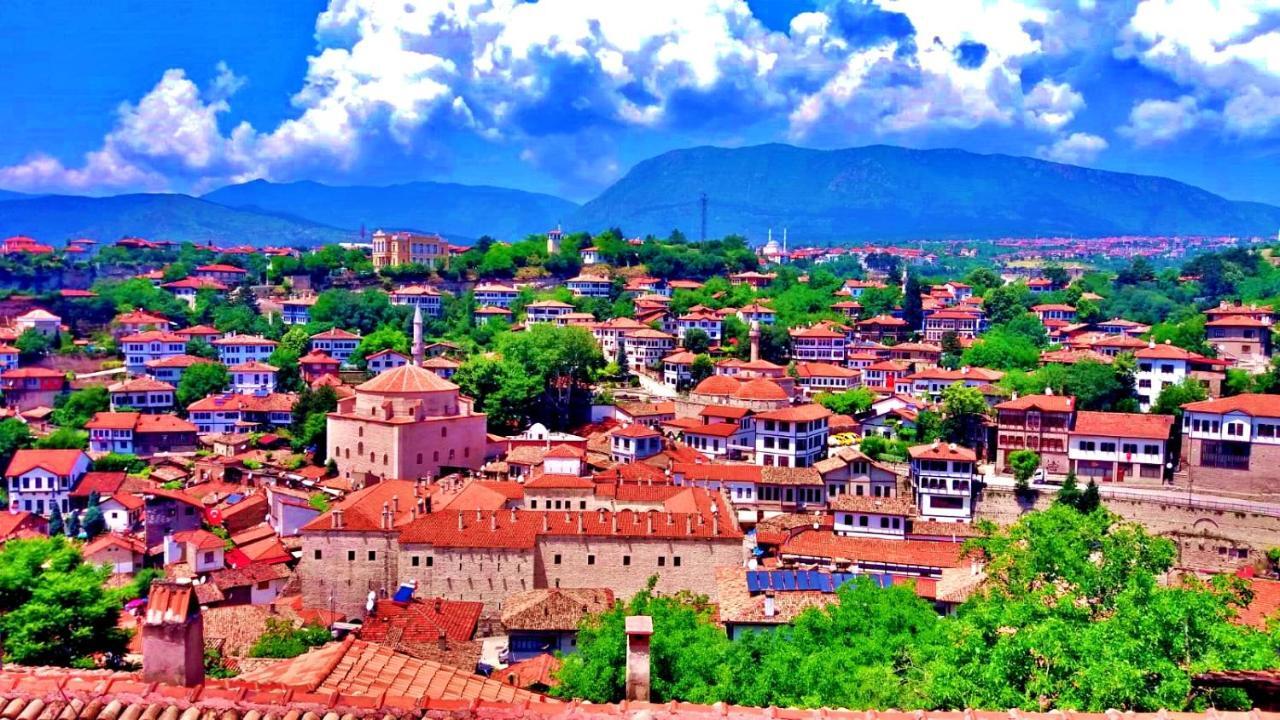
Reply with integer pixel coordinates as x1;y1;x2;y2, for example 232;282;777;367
1;0;1278;205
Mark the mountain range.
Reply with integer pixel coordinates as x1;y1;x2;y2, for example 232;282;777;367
1;143;1278;246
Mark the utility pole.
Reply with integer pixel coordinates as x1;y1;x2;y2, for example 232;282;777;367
699;192;707;242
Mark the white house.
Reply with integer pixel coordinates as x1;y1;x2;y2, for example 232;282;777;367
108;376;176;413
4;449;91;516
230;361;278;394
1133;342;1229;412
754;404;831;468
389;285;444;317
525;300;575;324
366;349;410;374
622;329;676;372
120;331;189;375
1069;411;1173;483
13;309;61;337
310;328;361;364
908;441;979;522
677;310;723;345
830;494;914;539
567;274;613;299
214;334;278;366
474;282;519;308
280;297;316;325
266;485;323;537
610;424;663;463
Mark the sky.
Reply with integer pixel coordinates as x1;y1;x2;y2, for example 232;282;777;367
0;0;1278;204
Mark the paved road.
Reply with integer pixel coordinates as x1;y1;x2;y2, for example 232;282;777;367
74;366;127;380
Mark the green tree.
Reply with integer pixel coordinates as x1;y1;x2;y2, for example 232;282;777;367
688;354;715;388
353;325;410;369
554;579;730;703
683;328;711;355
176;362;230;411
47;504;65;537
903;273;924;333
35;428;88;450
0;537;131;666
92;453;145;473
926;505;1272;711
960;329;1040;370
15;328;51;362
1007;449;1040;489
982;283;1031;326
941;383;989;446
52;386;110;429
1056;470;1083;508
248;617;332;658
815;388;876;416
721;577;942;709
0;418;33;472
83;491;106;538
186;338;218;360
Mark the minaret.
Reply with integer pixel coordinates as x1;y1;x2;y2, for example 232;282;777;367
412;305;424;366
749;320;761;363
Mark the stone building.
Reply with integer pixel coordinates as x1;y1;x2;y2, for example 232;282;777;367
327;363;487;482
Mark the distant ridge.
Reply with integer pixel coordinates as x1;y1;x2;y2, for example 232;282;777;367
203;179;580;242
0;193;349;246
569;143;1280;242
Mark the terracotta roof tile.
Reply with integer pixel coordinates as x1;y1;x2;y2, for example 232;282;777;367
500;588;614;631
1071;411;1173;440
5;449;87;477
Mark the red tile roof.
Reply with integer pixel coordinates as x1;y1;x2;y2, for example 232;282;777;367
782;529;967;568
996;394;1075;413
753;404;831;422
355;364;458;393
234;636;543;702
359;597;483;645
1237;577;1280;628
302;479;427;533
5;449;87;477
908;442;977;462
1182;393;1280;417
1072;411;1174;440
500;588;614;631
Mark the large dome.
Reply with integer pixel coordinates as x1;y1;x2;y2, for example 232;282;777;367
692;375;740;396
732;377;788;401
355;363;458;394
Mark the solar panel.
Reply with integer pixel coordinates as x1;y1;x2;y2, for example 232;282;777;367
877;573;893;589
746;571;764;593
781;571;796;590
815;573;833;593
796;571;811;590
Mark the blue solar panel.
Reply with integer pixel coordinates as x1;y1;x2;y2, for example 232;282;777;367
746;571;764;593
877;574;893;588
816;573;833;592
796;571;811;590
226;493;244;504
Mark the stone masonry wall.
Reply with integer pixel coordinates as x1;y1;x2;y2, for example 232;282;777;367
975;486;1280;572
300;530;402;619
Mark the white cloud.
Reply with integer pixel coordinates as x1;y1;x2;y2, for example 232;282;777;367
1037;131;1108;164
1023;79;1085;132
1118;95;1205;145
0;0;1096;194
1119;0;1280;141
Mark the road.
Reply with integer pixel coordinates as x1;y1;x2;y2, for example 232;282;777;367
981;471;1280;518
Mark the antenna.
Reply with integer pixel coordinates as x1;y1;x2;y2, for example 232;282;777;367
699;192;707;242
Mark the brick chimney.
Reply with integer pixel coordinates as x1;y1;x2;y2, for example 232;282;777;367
624;615;653;702
142;581;204;687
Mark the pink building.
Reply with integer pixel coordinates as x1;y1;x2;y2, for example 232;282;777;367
327;363;487;482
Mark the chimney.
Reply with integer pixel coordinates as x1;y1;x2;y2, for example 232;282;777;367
437;628;449;651
490;511;497;531
624;616;654;702
332;508;345;529
392;495;400;514
763;590;776;618
611;512;619;534
142;581;204;687
577;513;584;533
542;513;550;532
457;511;464;531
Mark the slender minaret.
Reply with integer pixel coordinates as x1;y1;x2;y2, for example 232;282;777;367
749;320;761;363
412;304;424;366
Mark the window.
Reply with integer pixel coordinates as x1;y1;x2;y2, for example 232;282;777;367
1100;442;1116;453
658;556;666;567
553;554;562;565
587;555;596;565
203;552;214;564
347;550;356;562
368;551;377;561
673;556;681;567
1144;444;1160;455
314;549;322;560
858;515;868;527
427;556;433;567
411;556;420;567
623;555;631;566
1226;422;1245;437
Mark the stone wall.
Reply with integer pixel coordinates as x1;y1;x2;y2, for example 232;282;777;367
975;486;1280;572
299;530;402;619
536;535;746;602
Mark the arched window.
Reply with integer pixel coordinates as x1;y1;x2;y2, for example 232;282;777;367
357;442;363;455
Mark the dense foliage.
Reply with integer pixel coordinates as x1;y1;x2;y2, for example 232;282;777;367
555;506;1277;711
